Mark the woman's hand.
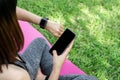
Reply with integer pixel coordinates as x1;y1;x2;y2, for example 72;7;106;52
48;40;74;80
52;39;74;69
45;20;64;37
16;7;64;37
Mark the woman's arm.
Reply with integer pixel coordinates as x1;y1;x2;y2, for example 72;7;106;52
16;7;41;25
16;7;64;37
48;40;74;80
48;66;61;80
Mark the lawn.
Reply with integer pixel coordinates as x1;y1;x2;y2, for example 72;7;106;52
18;0;120;80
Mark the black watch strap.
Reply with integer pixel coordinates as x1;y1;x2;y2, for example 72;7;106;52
39;18;49;29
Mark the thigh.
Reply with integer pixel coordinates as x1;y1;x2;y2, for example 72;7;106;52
20;38;49;79
39;39;53;75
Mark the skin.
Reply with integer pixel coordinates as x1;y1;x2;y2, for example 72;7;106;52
0;40;74;80
0;65;31;80
16;7;64;37
49;40;74;80
0;7;73;80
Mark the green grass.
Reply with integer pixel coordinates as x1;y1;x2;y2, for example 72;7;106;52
18;0;120;80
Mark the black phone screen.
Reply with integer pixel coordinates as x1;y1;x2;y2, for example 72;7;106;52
49;28;75;55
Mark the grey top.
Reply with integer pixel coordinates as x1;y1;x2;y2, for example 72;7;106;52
16;38;97;80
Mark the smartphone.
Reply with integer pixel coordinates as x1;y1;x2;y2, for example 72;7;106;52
49;28;75;55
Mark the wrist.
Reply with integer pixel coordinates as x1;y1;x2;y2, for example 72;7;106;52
39;18;49;29
53;65;62;72
48;66;60;80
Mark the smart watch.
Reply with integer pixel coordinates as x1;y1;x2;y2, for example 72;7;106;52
39;18;49;29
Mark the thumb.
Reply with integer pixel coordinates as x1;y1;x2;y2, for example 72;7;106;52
52;50;58;57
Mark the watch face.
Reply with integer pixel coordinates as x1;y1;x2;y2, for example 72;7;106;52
40;18;48;29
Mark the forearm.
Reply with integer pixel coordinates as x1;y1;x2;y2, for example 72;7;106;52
48;66;61;80
16;7;42;25
16;7;64;37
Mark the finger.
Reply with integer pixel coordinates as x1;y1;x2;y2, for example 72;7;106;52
56;34;60;38
59;29;64;36
53;32;60;37
55;32;61;38
52;50;58;57
60;27;64;32
58;32;62;37
59;27;64;34
57;28;64;37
